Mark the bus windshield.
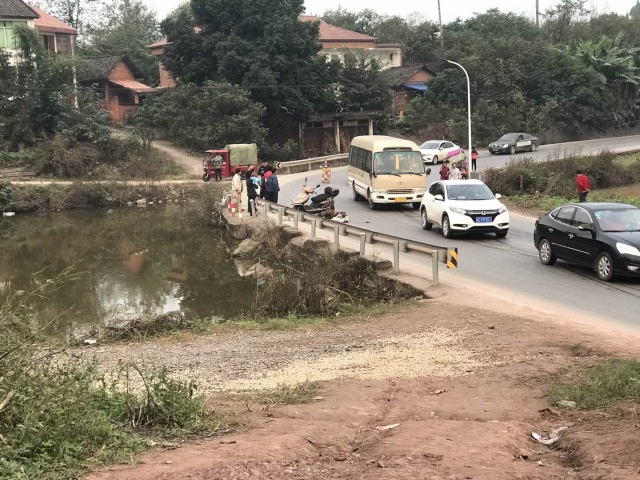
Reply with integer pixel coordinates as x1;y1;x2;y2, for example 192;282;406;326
373;151;424;175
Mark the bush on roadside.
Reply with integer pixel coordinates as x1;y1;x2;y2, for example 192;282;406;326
0;286;220;479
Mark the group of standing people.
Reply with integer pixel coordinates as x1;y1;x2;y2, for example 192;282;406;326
438;147;478;180
231;162;281;217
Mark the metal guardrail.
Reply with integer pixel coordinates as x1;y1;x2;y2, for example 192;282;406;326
275;154;348;173
240;197;451;287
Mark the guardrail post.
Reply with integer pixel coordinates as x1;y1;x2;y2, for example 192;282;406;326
359;234;366;257
366;232;373;244
277;207;284;226
262;202;268;217
339;226;347;236
432;253;439;287
293;212;301;229
311;219;317;239
393;241;400;274
333;226;340;252
400;241;408;253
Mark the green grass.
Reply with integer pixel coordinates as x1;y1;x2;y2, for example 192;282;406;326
613;152;640;168
506;192;640;213
548;359;640;410
247;381;319;405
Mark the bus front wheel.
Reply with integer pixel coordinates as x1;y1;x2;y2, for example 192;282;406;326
367;191;378;210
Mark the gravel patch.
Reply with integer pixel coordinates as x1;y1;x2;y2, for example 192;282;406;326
83;324;495;393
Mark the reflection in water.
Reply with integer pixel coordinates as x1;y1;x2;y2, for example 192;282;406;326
0;206;251;336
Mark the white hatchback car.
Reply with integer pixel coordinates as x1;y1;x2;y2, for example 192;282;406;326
419;140;465;165
420;180;510;238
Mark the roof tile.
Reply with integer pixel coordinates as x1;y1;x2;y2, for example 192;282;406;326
300;15;377;42
0;0;38;19
31;6;77;35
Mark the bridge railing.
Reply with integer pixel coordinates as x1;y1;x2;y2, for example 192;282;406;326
246;198;454;287
275;154;349;174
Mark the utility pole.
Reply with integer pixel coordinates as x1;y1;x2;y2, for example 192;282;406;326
437;0;443;46
536;0;540;26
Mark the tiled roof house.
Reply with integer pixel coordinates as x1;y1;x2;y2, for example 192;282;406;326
77;55;157;123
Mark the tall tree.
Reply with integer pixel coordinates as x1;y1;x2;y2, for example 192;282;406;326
82;0;161;82
161;0;326;134
631;1;640;17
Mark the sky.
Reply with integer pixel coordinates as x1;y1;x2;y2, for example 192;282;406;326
144;0;636;23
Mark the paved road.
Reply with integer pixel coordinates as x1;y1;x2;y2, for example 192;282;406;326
280;135;640;329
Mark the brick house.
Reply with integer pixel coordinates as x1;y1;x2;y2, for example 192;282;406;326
0;0;76;61
299;16;402;69
383;64;437;116
147;17;403;88
76;55;157;123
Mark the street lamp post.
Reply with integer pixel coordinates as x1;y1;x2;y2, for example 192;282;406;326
443;59;472;169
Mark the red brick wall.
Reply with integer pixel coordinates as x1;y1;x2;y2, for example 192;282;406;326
108;60;135;81
406;70;435;83
158;62;175;88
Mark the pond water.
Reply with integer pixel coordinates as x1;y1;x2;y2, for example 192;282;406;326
0;205;253;337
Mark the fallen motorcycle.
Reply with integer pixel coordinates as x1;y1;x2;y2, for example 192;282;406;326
291;180;339;215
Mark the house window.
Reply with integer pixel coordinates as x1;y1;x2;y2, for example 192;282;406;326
0;21;26;49
42;34;56;53
55;34;73;55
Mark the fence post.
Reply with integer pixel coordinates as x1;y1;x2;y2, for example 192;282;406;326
293;212;300;229
393;241;400;274
277;207;284;227
432;253;439;287
262;202;268;217
311;219;317;239
333;226;340;252
359;233;366;257
250;199;256;218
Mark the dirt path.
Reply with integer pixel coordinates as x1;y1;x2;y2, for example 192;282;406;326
84;297;640;480
152;141;203;177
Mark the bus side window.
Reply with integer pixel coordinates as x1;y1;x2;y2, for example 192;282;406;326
363;151;371;173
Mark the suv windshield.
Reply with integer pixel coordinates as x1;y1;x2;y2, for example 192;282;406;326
446;184;495;201
594;208;640;232
420;141;441;150
373;151;424;175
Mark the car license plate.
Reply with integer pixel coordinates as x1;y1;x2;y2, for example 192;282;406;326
394;197;407;203
476;216;492;223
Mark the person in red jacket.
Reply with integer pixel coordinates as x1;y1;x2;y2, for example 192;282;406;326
576;170;592;203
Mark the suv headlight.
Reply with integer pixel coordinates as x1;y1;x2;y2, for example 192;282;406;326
498;205;507;214
450;207;466;215
616;242;640;257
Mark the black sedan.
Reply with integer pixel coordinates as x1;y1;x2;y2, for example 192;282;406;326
488;133;539;155
534;202;640;281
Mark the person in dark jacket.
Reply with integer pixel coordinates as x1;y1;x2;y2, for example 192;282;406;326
246;169;258;216
257;161;269;199
265;168;280;204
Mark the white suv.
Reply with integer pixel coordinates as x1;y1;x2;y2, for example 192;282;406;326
420;180;509;238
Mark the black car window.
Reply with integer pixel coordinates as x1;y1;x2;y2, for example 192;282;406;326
553;207;575;225
429;183;439;195
442;142;454;149
437;184;445;197
573;208;593;227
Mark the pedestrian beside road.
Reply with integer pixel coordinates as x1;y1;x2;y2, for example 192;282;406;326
471;146;478;172
232;167;243;208
439;160;450;180
246;168;258;216
212;154;223;181
449;162;461;180
265;168;280;204
257;161;269;199
576;170;592;203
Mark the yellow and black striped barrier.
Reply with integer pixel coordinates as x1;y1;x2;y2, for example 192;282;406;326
447;248;458;269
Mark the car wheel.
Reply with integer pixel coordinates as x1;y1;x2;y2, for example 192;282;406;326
432;155;439;165
352;183;362;201
367;190;378;210
421;208;432;230
538;238;557;265
595;252;614;282
530;142;537;152
509;145;516;155
495;230;508;238
441;214;453;238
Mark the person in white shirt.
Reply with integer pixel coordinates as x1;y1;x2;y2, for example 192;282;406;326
449;162;461;180
231;168;243;207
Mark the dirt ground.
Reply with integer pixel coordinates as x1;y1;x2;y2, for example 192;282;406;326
83;295;640;480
